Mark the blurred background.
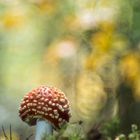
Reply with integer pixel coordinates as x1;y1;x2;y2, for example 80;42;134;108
0;0;140;139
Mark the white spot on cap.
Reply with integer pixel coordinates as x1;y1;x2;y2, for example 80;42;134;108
48;94;52;98
53;110;58;114
60;98;65;103
49;114;54;118
43;107;48;111
49;114;53;116
30;96;33;99
41;102;44;105
40;111;44;115
48;101;52;105
33;100;37;103
53;99;58;102
54;115;59;119
40;97;44;101
37;111;40;113
32;109;36;112
37;106;41;109
32;103;37;106
27;103;32;107
23;105;26;109
58;105;64;112
44;88;48;94
37;94;41;98
63;104;68;109
25;100;29;103
58;118;62;122
48;108;52;111
21;101;26;104
24;95;29;98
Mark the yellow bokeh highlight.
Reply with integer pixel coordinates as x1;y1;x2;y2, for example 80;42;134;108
91;22;116;53
99;21;116;33
77;72;106;121
120;53;140;82
85;53;104;70
91;31;113;52
37;1;56;15
2;8;26;29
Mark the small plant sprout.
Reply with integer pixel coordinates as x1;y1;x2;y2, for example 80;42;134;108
128;124;140;140
19;85;71;140
118;134;126;140
115;124;140;140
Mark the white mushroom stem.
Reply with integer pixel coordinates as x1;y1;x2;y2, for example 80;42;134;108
35;119;53;140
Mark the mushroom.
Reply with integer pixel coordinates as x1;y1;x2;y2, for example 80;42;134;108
19;85;71;140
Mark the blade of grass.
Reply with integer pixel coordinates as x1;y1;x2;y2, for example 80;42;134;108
10;124;12;140
2;125;9;140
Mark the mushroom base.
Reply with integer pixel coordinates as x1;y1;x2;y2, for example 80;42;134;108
35;119;53;140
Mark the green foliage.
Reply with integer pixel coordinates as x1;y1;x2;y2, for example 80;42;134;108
115;124;140;140
42;122;85;140
102;117;121;139
46;124;140;140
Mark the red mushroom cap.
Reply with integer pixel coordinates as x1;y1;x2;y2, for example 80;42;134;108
19;85;71;129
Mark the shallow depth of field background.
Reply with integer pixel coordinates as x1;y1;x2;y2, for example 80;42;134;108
0;0;140;139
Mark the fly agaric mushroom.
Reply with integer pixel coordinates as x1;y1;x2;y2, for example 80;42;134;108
19;85;71;140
